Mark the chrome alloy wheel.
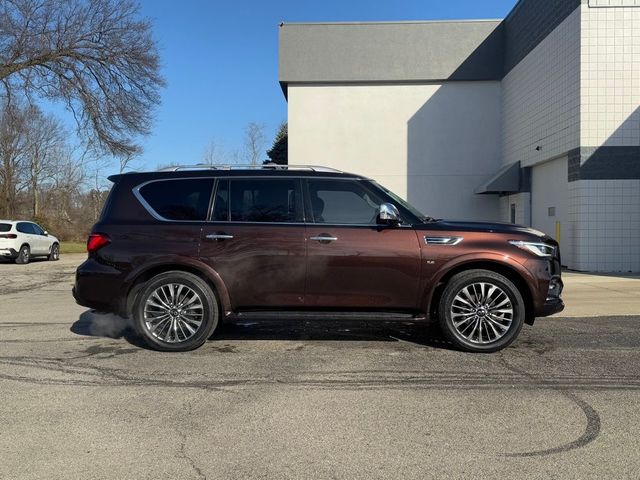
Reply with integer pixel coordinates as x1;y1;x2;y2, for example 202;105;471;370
143;283;205;343
450;282;514;345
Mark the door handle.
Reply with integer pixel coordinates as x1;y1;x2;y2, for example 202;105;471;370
205;233;234;241
310;235;338;242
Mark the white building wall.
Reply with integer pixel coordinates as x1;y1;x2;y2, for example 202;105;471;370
288;82;502;220
501;8;582;169
531;157;573;266
569;179;640;272
499;193;531;225
580;3;640;147
572;2;640;272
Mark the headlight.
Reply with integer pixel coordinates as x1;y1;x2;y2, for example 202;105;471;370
509;240;555;258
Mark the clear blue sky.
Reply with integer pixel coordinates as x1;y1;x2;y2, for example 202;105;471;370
117;0;517;171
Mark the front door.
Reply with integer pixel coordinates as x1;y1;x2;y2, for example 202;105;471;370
200;177;307;309
30;223;49;254
304;179;422;309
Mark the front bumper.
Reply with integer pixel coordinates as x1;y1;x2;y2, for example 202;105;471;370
535;274;564;317
538;296;565;317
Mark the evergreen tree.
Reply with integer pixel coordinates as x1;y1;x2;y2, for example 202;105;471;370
266;122;287;165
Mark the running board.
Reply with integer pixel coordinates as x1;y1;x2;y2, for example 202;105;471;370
230;311;426;321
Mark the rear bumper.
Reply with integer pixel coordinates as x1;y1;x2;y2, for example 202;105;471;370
0;248;18;259
73;257;125;314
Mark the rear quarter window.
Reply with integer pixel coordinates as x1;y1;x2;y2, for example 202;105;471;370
138;178;214;221
16;222;35;234
0;223;12;232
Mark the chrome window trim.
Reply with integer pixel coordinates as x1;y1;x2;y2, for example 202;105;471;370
132;177;216;223
205;221;414;227
133;176;418;227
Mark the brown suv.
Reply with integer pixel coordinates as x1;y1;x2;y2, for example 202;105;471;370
73;165;563;352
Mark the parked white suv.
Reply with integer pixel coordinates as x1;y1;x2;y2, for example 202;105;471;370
0;220;60;264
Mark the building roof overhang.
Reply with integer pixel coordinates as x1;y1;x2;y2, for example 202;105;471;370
475;161;522;195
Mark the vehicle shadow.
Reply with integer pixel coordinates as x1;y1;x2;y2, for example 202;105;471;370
0;257;50;264
70;310;454;350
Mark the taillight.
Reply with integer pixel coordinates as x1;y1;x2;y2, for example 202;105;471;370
87;233;111;253
0;234;17;239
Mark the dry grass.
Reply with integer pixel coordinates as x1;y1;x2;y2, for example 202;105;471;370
60;242;86;254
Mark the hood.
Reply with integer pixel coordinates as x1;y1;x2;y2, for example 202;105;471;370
416;219;553;241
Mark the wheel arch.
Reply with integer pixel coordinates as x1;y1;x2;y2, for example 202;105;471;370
122;258;232;318
424;259;536;326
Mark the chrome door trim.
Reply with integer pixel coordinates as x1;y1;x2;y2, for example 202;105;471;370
310;235;338;242
205;234;234;240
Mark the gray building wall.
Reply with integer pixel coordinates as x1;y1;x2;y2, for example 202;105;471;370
279;20;504;85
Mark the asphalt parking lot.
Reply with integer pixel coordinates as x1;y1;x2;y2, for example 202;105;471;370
1;254;639;479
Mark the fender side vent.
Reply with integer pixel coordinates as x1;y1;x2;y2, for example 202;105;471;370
424;236;463;246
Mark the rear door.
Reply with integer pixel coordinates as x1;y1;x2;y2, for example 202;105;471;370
16;222;41;254
304;179;422;309
132;177;214;262
199;177;307;309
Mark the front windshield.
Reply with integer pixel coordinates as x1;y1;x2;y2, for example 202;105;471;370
372;181;433;223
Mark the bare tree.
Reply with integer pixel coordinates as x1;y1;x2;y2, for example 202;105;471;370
0;0;165;157
0;102;30;217
202;138;227;165
201;138;244;166
25;109;65;217
243;122;266;166
119;152;137;173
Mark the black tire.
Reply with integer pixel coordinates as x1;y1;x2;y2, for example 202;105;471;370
49;243;60;261
15;245;30;265
132;271;219;352
438;269;525;353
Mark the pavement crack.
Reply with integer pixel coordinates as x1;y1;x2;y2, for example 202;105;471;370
175;402;207;480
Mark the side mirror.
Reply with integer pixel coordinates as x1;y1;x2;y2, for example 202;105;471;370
44;231;48;236
378;203;400;225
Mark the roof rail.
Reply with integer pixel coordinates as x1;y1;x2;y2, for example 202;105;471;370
158;163;343;173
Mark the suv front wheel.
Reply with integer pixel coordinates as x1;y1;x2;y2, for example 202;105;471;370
438;269;525;353
133;271;219;352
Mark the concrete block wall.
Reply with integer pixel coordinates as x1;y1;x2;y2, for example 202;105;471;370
572;2;640;271
580;4;640;147
501;8;581;169
569;179;640;271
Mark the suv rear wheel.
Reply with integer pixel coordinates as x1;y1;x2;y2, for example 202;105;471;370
133;271;219;352
438;269;525;353
15;245;30;264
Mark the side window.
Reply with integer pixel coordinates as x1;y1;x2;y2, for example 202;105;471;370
229;179;302;223
212;179;229;221
307;179;382;225
31;223;45;235
138;178;214;221
16;222;33;234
